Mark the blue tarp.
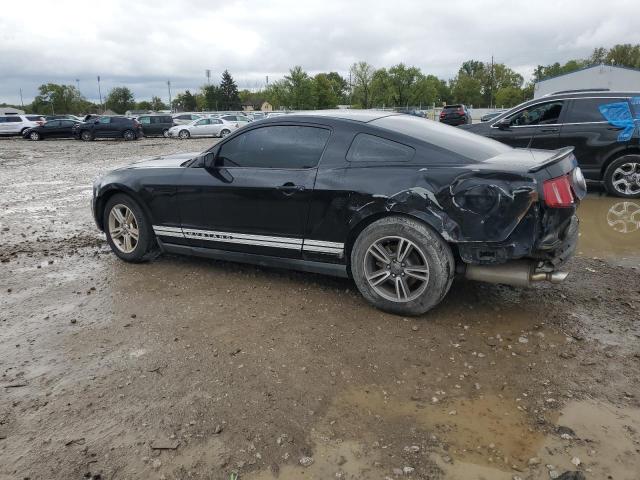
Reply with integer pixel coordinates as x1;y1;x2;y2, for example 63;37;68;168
598;96;640;142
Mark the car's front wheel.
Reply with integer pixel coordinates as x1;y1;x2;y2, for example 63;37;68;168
162;129;169;138
604;155;640;198
104;194;156;263
123;129;136;141
220;129;231;138
178;129;190;139
29;131;41;141
351;216;454;316
80;130;93;141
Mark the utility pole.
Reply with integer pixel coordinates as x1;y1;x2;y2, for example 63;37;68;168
76;78;80;94
167;80;172;112
206;69;211;85
490;55;494;109
19;88;24;108
266;75;269;87
97;76;103;113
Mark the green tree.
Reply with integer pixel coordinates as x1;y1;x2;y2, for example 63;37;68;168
104;87;135;114
31;83;87;114
388;63;422;107
284;66;315;110
172;90;197;111
313;73;339;109
136;101;152;111
451;74;483;107
606;43;640;68
219;70;241;110
495;86;524;107
202;85;222;110
349;61;375;108
150;96;167;111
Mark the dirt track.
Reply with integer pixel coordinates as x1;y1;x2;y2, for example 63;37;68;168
1;137;640;480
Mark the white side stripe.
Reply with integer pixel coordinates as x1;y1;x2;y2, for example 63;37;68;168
152;225;344;256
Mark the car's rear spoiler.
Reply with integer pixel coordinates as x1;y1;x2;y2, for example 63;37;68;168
528;146;575;173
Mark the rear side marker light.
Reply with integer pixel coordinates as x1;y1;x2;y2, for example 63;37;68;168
543;175;574;208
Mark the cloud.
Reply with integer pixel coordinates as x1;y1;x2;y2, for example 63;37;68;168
1;0;639;104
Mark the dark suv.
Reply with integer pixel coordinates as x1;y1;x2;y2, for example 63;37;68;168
136;114;174;137
460;91;640;198
74;116;143;141
439;104;471;126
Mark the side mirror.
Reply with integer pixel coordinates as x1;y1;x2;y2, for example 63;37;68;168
203;152;216;169
495;118;511;130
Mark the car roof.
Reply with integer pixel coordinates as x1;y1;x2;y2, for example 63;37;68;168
262;109;401;124
542;91;640;99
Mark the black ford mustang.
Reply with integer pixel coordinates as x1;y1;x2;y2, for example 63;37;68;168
92;111;586;315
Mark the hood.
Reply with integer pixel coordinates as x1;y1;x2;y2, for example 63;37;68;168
122;151;200;169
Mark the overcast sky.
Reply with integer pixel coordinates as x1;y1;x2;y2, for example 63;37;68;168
1;0;639;105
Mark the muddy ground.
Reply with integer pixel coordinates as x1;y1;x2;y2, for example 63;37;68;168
1;136;639;480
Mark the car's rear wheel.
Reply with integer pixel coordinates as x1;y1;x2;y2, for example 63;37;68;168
104;194;156;263
351;216;454;316
162;129;169;138
123;129;136;141
81;130;93;141
178;129;190;139
29;131;41;141
604;155;640;198
220;129;231;138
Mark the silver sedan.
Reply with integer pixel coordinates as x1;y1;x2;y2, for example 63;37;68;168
167;118;240;139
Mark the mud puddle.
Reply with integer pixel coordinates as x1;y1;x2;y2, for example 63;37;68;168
578;194;640;267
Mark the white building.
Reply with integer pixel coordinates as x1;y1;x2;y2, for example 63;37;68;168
534;64;640;98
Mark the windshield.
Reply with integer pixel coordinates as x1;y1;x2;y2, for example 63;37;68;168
371;115;511;162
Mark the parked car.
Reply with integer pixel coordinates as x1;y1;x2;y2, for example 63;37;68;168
73;116;142;141
172;113;204;125
44;114;84;122
439;104;472;126
459;91;640;198
220;114;251;125
167;117;239;139
22;119;81;140
0;114;44;136
480;110;506;122
92;111;585;315
137;114;175;137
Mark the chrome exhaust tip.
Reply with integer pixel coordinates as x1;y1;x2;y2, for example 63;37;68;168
463;261;568;287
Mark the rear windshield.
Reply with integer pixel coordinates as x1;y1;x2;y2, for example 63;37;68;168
371;115;511;162
443;105;462;110
27;116;42;121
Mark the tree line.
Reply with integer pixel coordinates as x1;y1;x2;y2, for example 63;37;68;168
4;43;638;115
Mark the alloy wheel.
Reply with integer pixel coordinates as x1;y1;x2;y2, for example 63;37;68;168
108;204;139;254
612;162;640;196
363;236;430;302
179;130;189;139
220;129;230;138
29;131;40;140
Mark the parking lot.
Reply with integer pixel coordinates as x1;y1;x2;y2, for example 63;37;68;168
1;137;639;479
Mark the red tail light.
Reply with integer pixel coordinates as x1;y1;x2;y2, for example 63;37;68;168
458;108;465;115
439;112;445;118
543;175;574;208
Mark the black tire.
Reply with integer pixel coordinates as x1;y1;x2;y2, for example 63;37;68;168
604;155;640;198
178;129;190;139
123;129;136;141
350;216;454;316
20;127;29;136
80;130;93;141
103;193;157;263
29;131;41;141
220;129;231;138
162;129;169;138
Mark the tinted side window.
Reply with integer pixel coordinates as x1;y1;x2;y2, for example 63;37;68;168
26;116;42;121
99;117;111;124
45;121;60;128
59;120;73;127
565;98;625;123
0;117;6;123
139;116;151;124
508;101;563;126
218;126;330;169
195;119;209;125
6;117;21;123
346;133;415;162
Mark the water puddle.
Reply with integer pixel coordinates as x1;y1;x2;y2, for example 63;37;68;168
578;194;640;267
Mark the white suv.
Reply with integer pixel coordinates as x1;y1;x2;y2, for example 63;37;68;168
0;115;44;136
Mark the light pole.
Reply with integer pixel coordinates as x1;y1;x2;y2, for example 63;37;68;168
97;76;103;112
167;80;172;112
206;69;211;85
19;88;24;109
76;78;80;94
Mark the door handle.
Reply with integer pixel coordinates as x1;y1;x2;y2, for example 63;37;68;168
607;126;624;131
540;128;559;132
277;182;305;195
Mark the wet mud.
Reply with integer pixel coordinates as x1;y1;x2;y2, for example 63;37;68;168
1;138;639;479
